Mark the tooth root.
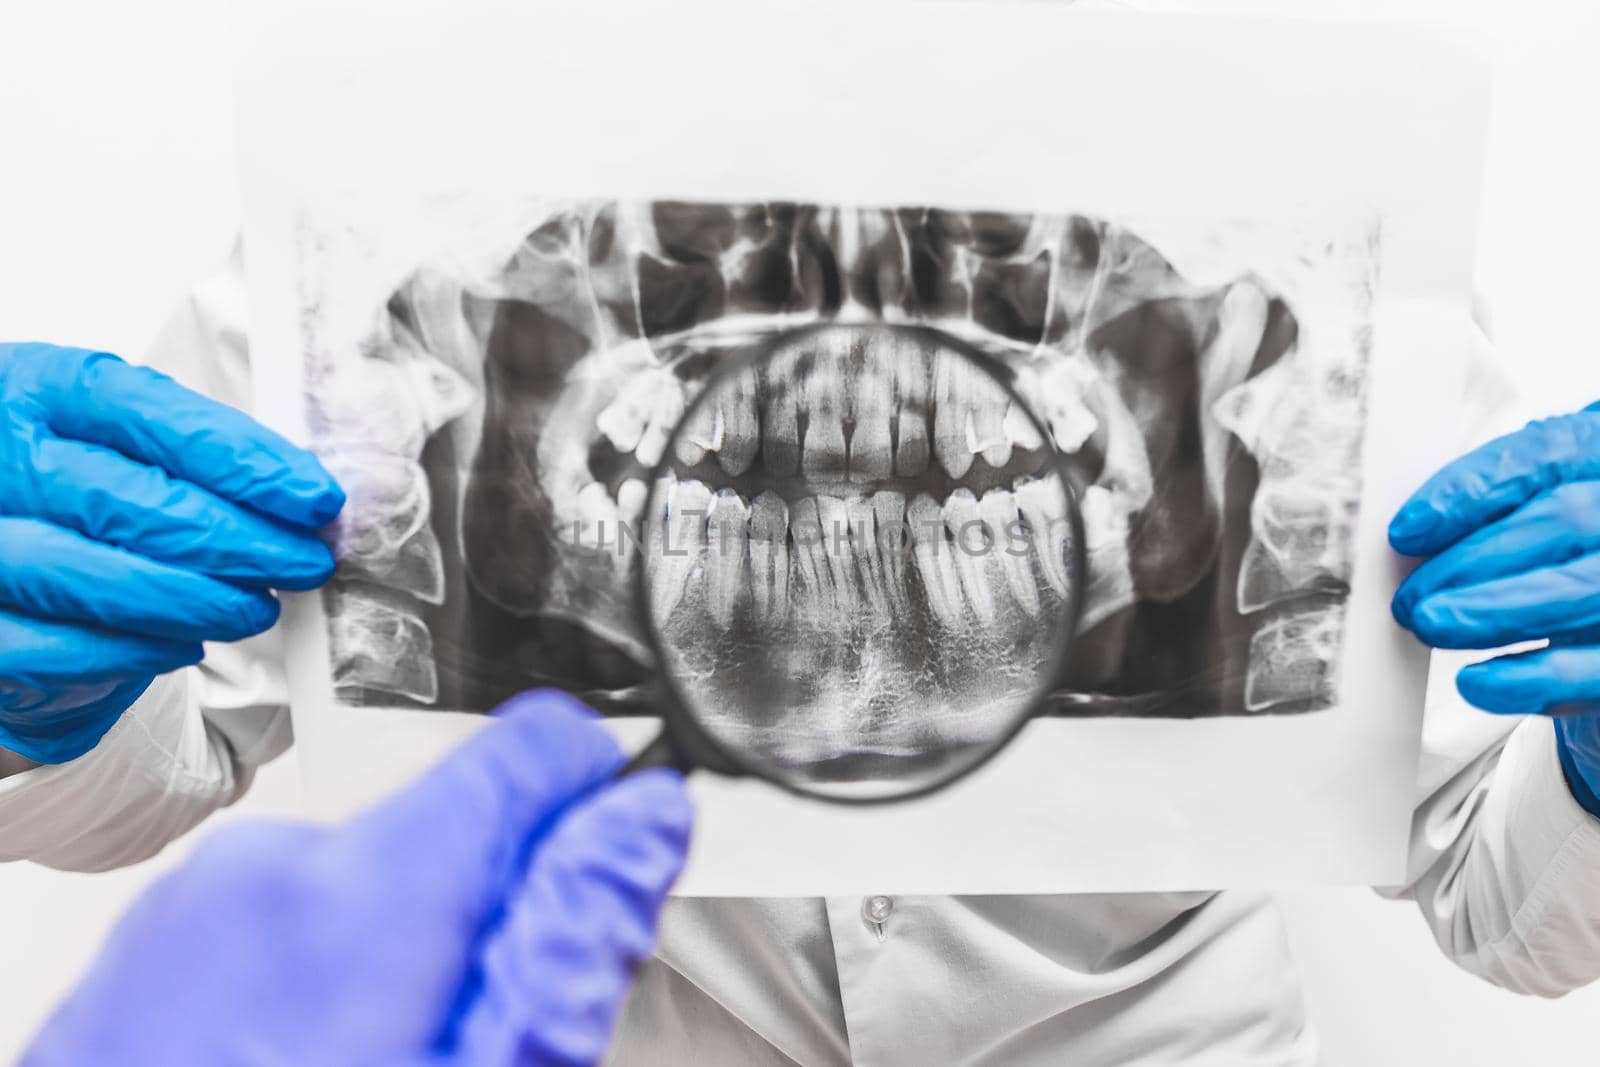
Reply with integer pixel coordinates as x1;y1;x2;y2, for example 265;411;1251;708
847;497;889;616
575;482;620;553
801;350;848;480
789;498;835;610
894;337;930;476
909;493;963;628
705;490;749;629
1003;400;1044;451
674;397;721;467
650;477;710;629
637;376;686;469
748;491;790;624
718;367;760;476
849;357;894;482
980;488;1040;618
873;490;909;613
1015;476;1073;599
761;356;802;477
943;489;996;623
933;355;974;479
816;496;858;611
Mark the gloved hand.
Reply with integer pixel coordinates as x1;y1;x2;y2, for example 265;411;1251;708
20;689;692;1067
0;341;343;763
1390;406;1600;815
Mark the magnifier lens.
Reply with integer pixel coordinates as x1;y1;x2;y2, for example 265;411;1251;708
641;325;1078;801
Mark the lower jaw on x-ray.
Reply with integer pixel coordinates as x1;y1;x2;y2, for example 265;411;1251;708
311;200;1369;730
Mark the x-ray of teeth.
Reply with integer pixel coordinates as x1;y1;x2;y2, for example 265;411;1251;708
305;200;1380;727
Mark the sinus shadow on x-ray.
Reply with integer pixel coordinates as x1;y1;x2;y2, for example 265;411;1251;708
304;201;1378;723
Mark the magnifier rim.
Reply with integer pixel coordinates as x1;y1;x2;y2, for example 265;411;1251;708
633;321;1087;805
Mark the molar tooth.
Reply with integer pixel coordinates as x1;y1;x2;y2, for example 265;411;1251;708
943;489;996;623
816;495;859;611
760;354;802;477
847;497;889;616
980;488;1040;618
849;356;894;482
748;491;790;624
595;374;654;454
969;398;1011;470
1015;476;1073;599
718;366;760;476
636;375;685;469
674;397;722;467
652;477;713;629
933;354;974;479
893;337;930;476
790;497;836;610
1003;400;1044;451
617;478;648;522
909;493;963;628
1037;356;1099;454
801;350;848;480
574;482;620;553
872;490;910;613
705;490;749;628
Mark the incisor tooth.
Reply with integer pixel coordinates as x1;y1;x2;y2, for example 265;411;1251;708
849;357;894;482
933;354;973;478
847;497;889;615
705;490;749;628
718;367;760;476
909;493;962;627
761;356;802;477
1015;476;1073;599
943;490;996;623
790;497;835;610
802;351;848;480
980;488;1040;618
873;490;910;613
894;338;930;476
816;495;859;611
749;491;790;624
636;378;685;469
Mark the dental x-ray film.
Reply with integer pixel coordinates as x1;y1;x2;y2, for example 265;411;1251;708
240;2;1491;893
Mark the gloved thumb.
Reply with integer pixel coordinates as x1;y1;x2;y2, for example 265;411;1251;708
337;690;627;917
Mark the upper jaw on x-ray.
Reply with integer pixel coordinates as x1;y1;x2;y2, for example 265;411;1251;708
315;201;1367;719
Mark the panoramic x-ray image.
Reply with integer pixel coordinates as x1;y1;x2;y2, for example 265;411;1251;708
305;200;1378;726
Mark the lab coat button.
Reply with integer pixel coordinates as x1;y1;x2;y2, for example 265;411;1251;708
862;895;894;924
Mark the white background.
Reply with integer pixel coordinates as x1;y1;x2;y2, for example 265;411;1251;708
1;0;1598;1062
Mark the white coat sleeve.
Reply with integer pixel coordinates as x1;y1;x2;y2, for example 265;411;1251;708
1388;314;1600;995
0;247;294;873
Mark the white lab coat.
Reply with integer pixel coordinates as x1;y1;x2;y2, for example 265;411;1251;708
3;252;1600;1066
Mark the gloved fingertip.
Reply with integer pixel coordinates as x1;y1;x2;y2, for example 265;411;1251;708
1456;662;1526;715
1387;499;1437;555
491;687;603;724
613;767;695;840
304;478;347;528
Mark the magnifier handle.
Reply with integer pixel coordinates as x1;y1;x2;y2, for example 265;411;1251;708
617;731;694;778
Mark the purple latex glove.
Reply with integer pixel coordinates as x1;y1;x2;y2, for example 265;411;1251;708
20;690;692;1067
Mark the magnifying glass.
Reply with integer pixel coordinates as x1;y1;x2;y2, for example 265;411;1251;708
624;322;1084;803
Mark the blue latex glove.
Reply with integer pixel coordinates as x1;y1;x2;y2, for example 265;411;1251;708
0;341;343;763
1390;407;1600;815
20;689;692;1067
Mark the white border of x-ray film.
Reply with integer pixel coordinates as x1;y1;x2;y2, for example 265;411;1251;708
240;1;1490;894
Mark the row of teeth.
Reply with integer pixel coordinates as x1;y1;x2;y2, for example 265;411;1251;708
571;475;1074;631
593;344;1103;480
